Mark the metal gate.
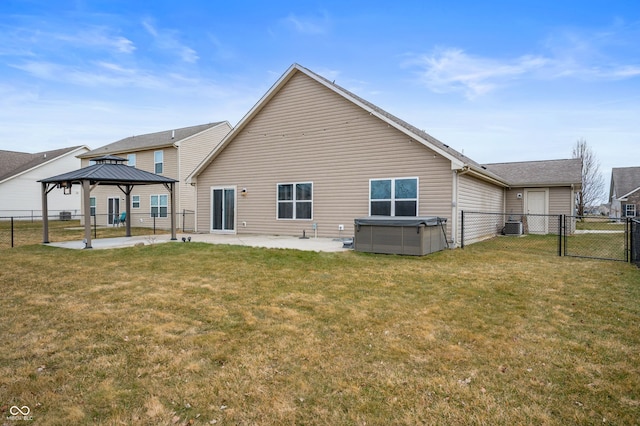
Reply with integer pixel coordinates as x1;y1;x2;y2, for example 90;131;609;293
564;216;629;262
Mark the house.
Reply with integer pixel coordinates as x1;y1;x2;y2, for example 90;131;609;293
609;167;640;219
484;159;582;233
0;145;89;217
187;64;581;246
78;122;231;229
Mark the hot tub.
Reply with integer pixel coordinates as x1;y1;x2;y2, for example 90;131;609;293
354;216;448;255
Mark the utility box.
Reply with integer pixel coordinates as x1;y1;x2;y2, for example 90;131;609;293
59;211;72;221
354;217;447;255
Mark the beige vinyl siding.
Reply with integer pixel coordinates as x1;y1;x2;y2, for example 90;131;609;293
196;72;453;238
178;123;232;215
505;188;524;214
457;173;504;244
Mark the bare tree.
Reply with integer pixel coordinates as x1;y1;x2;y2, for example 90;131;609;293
572;138;605;216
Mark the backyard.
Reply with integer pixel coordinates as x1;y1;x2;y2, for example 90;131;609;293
0;237;639;424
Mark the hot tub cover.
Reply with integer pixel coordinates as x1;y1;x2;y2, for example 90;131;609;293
354;216;447;227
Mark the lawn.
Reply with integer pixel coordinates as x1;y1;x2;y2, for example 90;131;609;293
1;240;639;425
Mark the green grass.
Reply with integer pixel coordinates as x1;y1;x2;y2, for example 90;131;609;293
1;240;639;425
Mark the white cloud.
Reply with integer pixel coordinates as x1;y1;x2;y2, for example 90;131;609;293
407;48;548;99
141;18;199;63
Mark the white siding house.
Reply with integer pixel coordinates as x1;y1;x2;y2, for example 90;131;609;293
0;146;89;217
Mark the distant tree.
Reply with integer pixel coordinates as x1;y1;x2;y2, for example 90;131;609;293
572;138;605;216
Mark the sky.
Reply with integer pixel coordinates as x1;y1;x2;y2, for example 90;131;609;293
1;0;639;192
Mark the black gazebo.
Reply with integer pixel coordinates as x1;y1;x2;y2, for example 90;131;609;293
39;155;178;248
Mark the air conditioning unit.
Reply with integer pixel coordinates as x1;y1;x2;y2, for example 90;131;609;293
504;221;523;236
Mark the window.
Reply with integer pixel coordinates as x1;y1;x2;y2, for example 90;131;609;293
89;197;96;216
625;204;636;217
277;182;312;219
127;153;136;168
154;150;163;174
150;194;168;218
132;195;140;209
370;177;418;216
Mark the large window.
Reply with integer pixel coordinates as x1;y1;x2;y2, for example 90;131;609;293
154;150;163;174
370;177;418;216
132;195;140;209
150;194;168;218
277;182;312;219
625;203;636;217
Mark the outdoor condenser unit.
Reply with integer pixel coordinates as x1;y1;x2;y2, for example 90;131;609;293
504;221;523;236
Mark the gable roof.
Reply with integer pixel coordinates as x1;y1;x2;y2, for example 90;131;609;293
189;63;508;187
0;145;88;183
484;158;583;187
78;122;227;158
610;166;640;199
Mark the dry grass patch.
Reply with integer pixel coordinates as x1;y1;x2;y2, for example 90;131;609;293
0;240;639;424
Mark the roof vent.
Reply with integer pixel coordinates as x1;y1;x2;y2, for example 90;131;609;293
171;130;175;139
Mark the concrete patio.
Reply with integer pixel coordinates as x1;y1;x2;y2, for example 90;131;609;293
46;233;353;252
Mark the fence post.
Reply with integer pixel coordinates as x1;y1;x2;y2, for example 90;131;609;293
11;217;14;248
460;210;465;249
558;215;563;257
626;217;630;263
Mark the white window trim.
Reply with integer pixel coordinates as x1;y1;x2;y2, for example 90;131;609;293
625;203;636;217
132;195;140;209
89;196;96;216
154;150;164;174
150;194;168;218
369;177;419;216
127;153;136;168
276;182;313;220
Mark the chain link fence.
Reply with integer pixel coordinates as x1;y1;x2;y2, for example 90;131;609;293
0;211;196;248
461;211;632;262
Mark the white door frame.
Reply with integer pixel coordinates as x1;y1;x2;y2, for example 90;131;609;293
210;186;236;234
524;188;549;234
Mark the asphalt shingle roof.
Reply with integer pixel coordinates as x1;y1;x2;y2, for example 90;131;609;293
483;158;583;187
78;122;225;158
0;146;85;182
611;166;640;198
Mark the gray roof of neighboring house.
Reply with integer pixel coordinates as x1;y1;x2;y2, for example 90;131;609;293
40;155;177;185
483;158;583;187
78;122;226;158
611;166;640;198
0;146;86;182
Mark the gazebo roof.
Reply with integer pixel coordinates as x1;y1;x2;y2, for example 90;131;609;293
39;155;177;185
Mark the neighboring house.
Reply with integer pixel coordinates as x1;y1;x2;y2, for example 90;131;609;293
484;159;582;233
78;122;231;229
188;64;581;246
609;166;640;219
0;145;89;217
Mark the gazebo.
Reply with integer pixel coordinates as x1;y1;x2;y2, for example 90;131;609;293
39;155;178;248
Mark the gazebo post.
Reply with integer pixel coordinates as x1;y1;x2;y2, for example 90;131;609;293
82;179;92;249
42;182;49;243
125;185;132;237
170;182;177;240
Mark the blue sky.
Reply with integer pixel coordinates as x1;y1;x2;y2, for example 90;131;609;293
1;0;638;184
